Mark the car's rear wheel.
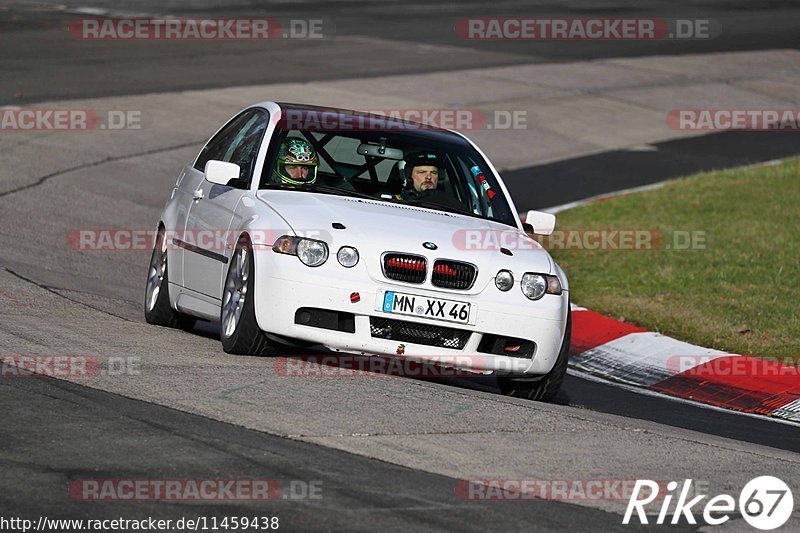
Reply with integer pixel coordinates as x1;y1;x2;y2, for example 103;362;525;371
220;236;279;356
144;226;196;331
497;309;571;402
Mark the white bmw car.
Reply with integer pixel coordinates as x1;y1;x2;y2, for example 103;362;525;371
145;102;571;400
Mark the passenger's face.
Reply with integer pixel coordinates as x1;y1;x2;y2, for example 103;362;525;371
410;165;439;192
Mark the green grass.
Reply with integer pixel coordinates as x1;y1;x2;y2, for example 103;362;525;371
547;157;800;358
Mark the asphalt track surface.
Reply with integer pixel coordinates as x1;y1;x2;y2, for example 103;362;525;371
1;1;799;530
506;131;800;210
3;377;665;532
2;0;800;103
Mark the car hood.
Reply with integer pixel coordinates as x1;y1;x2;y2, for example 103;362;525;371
256;190;553;291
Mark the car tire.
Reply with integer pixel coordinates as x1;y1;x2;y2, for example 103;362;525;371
220;235;280;356
144;226;197;331
497;308;571;402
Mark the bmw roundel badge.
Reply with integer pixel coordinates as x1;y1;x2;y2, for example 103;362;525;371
423;242;438;250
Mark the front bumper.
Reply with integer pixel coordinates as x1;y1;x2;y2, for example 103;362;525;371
252;247;568;376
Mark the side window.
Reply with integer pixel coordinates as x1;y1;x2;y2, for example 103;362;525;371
224;115;267;184
194;109;268;187
194;112;250;171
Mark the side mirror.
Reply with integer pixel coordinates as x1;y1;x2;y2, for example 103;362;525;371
204;160;240;186
524;210;556;236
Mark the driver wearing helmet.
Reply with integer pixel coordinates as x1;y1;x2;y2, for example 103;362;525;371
274;136;319;185
396;152;465;212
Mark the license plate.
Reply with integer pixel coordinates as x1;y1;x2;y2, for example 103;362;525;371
376;290;475;325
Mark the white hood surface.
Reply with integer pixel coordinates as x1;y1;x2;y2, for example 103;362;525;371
257;190;554;290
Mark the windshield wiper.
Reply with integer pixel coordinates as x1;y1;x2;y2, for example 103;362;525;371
405;199;467;215
302;184;377;200
260;183;376;200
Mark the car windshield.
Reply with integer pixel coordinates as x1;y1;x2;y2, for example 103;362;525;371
259;122;517;227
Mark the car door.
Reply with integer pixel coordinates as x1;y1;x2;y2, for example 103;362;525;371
183;109;268;300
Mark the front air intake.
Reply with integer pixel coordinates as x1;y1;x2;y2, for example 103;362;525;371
431;260;477;290
370;317;471;350
382;253;427;284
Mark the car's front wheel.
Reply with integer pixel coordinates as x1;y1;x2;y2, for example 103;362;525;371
144;226;196;331
220;236;279;356
497;309;571;402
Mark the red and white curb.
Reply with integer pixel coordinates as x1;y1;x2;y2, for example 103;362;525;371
530;160;797;423
568;304;800;423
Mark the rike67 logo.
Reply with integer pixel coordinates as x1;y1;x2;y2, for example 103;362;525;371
624;477;794;530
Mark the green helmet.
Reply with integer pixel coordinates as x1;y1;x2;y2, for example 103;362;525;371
275;136;318;185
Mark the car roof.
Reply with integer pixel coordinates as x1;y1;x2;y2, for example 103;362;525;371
262;101;473;146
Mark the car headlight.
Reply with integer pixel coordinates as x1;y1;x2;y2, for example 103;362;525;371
520;273;547;300
520;273;562;300
297;239;329;267
495;270;514;291
336;246;358;268
272;236;329;267
337;246;359;268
